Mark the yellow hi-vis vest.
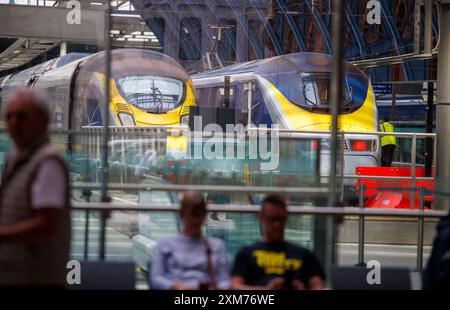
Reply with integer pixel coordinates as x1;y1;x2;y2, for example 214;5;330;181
380;122;397;147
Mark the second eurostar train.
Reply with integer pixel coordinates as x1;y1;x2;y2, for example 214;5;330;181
192;53;380;179
0;49;196;129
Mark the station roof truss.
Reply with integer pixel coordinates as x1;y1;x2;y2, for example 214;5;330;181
0;0;442;81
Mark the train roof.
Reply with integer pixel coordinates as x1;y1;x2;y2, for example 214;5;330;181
75;49;191;82
56;53;91;68
192;52;364;80
1;49;191;90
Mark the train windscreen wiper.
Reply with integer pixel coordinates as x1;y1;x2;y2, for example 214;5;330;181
150;79;163;113
302;82;320;107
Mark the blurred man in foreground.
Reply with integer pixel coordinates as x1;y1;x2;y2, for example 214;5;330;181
0;89;71;287
231;195;325;290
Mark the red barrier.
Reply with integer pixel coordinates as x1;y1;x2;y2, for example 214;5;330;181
355;167;434;209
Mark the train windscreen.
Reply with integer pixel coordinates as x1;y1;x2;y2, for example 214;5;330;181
116;76;184;113
263;69;367;114
257;53;369;115
300;72;353;110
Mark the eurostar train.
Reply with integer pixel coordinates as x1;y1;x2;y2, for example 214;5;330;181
192;53;380;179
0;49;196;129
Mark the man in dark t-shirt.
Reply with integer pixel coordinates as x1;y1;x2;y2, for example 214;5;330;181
231;195;325;290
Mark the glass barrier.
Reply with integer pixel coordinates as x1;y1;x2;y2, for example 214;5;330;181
393;134;433;166
70;129;320;189
0;0;441;291
61;129;321;271
69;208;439;289
0;130;12;169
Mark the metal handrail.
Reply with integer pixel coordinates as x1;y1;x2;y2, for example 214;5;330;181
71;182;440;196
72;182;331;196
71;202;448;217
0;127;436;139
246;128;436;138
333;175;434;181
70;182;433;192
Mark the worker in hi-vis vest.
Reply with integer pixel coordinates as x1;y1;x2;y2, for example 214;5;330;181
379;116;397;167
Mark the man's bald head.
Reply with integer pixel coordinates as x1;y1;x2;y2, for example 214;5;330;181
6;89;50;119
5;89;51;150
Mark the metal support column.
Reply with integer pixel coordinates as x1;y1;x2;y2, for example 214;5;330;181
60;42;67;56
414;0;422;54
436;0;450;210
424;0;434;55
425;81;434;177
328;0;344;207
416;188;425;271
314;0;344;275
245;81;254;127
410;134;417;209
356;184;366;267
391;85;397;121
223;76;231;108
83;192;91;260
99;1;112;260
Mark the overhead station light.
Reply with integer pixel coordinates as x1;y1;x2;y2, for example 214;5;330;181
107;10;162;47
127;38;148;42
111;13;142;18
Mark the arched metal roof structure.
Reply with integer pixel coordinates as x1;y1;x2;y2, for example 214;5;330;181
131;0;438;80
0;0;439;81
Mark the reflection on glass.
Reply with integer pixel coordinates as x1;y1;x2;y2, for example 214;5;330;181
301;72;352;108
116;76;184;112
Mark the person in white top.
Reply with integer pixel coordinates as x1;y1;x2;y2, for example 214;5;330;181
0;89;70;286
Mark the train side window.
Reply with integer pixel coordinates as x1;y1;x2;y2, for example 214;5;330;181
250;84;272;126
216;85;237;108
218;87;234;96
27;76;38;88
179;18;202;61
196;86;238;108
302;76;320;106
85;98;102;126
31;64;43;76
72;86;104;129
196;87;217;107
44;58;58;72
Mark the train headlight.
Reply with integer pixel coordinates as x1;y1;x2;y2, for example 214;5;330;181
353;140;367;151
350;139;377;152
118;113;135;126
